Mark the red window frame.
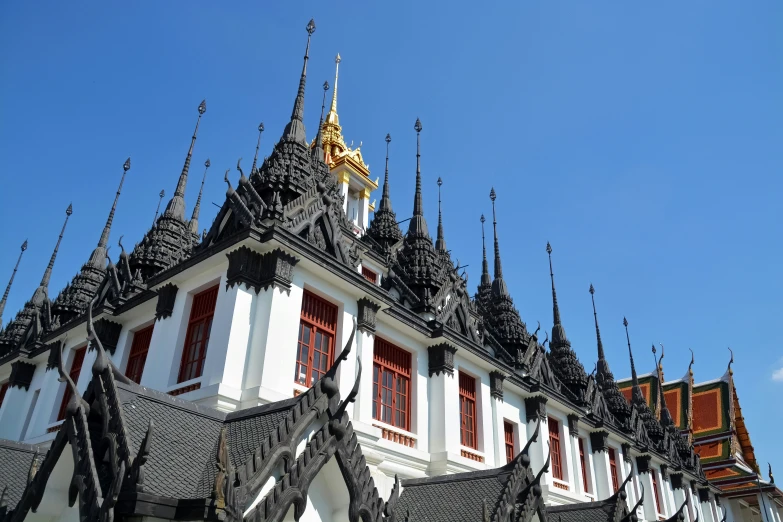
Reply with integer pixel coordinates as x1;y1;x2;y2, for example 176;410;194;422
578;438;589;492
459;372;478;449
295;291;338;387
0;381;8;408
504;421;515;463
361;267;378;284
548;417;564;480
651;469;663;514
177;286;218;383
372;338;412;430
125;324;154;384
608;448;619;492
57;346;87;421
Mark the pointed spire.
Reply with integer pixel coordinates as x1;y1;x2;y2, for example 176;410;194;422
547;242;563;331
98;158;130;249
165;100;206;220
589;284;605;361
312;80;329;163
490;188;508;297
380;133;393;212
41;204;73;290
408;118;429;238
326;53;341;125
282;19;315;144
435;177;446;252
251;123;264;174
153;189;165;226
624;317;644;403
0;240;27;324
190;158;210;235
480;215;490;286
653;343;675;427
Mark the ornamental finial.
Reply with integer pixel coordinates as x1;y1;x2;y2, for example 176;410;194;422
770;463;775;484
435;177;446;252
489;187;507;297
251;123;265;174
379;133;393;212
589;284;606;360
165;99;207;221
546;242;561;327
282;19;315;144
152;189;165;227
688;348;695;377
480;214;490;287
40;204;73;289
190;158;210;235
408;118;428;238
727;347;734;375
123;157;131;171
313;79;330;163
0;239;29;324
97;158;131;252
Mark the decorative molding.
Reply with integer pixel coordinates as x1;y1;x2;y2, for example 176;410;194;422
714;495;721;507
90;318;122;354
9;360;36;390
660;464;669;481
589;431;609;453
690;481;698;495
357;297;380;334
670;473;684;490
621;442;632;463
258;248;299;292
524;396;548;423
636;454;652;474
427;343;457;377
46;341;63;372
155;283;178;320
698;487;710;503
567;414;579;437
489;371;505;401
225;246;263;293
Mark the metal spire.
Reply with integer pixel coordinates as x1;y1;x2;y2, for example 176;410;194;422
41;204;73;289
408;118;429;238
0;240;27;324
653;343;674;427
153;189;165;227
251;123;264;174
547;242;561;326
282;19;315;144
380;133;393;212
189;159;210;235
97;158;130;250
490;188;508;297
480;214;490;286
165;100;206;220
435;177;446;252
326;53;341;124
589;284;606;361
313;80;329;162
624;316;645;404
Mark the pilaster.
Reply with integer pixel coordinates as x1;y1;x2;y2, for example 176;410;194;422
524;396;548;486
637;463;657;522
155;282;178;320
428;344;459;457
353;320;375;425
589;431;613;500
141;281;190;390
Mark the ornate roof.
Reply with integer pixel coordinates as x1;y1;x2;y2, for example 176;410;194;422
51;159;130;326
364;134;403;253
545;242;588;403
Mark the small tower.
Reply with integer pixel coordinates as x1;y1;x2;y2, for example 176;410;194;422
365;133;403;252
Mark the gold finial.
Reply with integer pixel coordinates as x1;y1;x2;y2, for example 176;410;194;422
326;53;341;125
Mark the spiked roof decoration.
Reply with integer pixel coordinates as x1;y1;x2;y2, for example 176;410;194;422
0;240;27;327
52;159;131;325
251;122;264;174
435;177;446;252
189;158;210;238
365;133;403;253
589;284;632;425
624;317;664;442
281;19;314;145
546;242;588;403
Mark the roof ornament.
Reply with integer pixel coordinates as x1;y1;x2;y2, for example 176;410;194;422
435;177;446;252
770;462;775;484
152;189;165;227
381;133;393;211
165;99;206;221
189;158;210;236
727;347;734;376
624;317;642;396
653;343;675;427
546;242;561;326
251;123;265;174
407;118;429;238
589;284;606;361
327;53;341;123
490;187;508;297
281;19;315;144
480;214;490;287
40;204;73;291
688;348;695;377
96;158;130;253
0;239;27;325
312;80;330;163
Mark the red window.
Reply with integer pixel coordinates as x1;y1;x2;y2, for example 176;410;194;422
295;291;338;387
608;448;619;492
361;267;377;284
125;324;154;384
57;346;86;421
178;286;218;383
459;372;478;449
504;421;515;463
578;438;589;492
651;469;663;514
372;338;411;430
0;381;8;408
548;417;564;480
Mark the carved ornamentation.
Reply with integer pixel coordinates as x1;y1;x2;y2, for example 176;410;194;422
428;343;457;377
489;371;505;401
621;443;632;463
698;488;710;503
590;431;609;454
660;464;669;480
9;360;36;390
155;283;178;320
226;246;264;293
90;318;122;354
636;454;652;474
567;414;579;437
357;297;380;334
46;340;64;372
258;249;299;292
524;396;548;423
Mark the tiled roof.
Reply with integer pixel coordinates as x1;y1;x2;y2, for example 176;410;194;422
547;500;618;522
0;439;44;510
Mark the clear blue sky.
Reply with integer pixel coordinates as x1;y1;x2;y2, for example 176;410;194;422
1;3;780;468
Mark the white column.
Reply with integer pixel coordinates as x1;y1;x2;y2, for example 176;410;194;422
490;395;503;467
243;284;304;404
561;420;576;490
639;471;658;521
428;366;460;457
701;497;716;522
673;486;687;519
478;375;495;467
758;493;777;522
140;289;191;390
358;188;370;231
338;172;350;215
0;382;36;440
336;307;359;416
353;327;374;424
590;436;614;500
723;498;742;522
523;402;549;488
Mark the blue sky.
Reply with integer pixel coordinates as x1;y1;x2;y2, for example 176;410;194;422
1;3;780;467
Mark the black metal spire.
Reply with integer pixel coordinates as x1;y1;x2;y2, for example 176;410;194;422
589;284;606;361
282;19;315;144
653;343;675;428
251;123;264;174
88;158;130;269
480;214;490;287
0;240;27;324
408;118;429;238
625;316;664;441
153;189;165;226
436;177;446;252
381;134;393;212
547;242;563;336
490;188;508;297
624;317;644;401
312;80;329;163
189;158;210;236
41;204;72;291
165;100;206;221
365;133;403;252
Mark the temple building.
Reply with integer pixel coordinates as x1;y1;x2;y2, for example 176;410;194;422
0;19;779;522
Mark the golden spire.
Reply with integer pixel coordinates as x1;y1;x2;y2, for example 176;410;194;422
326;53;340;126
